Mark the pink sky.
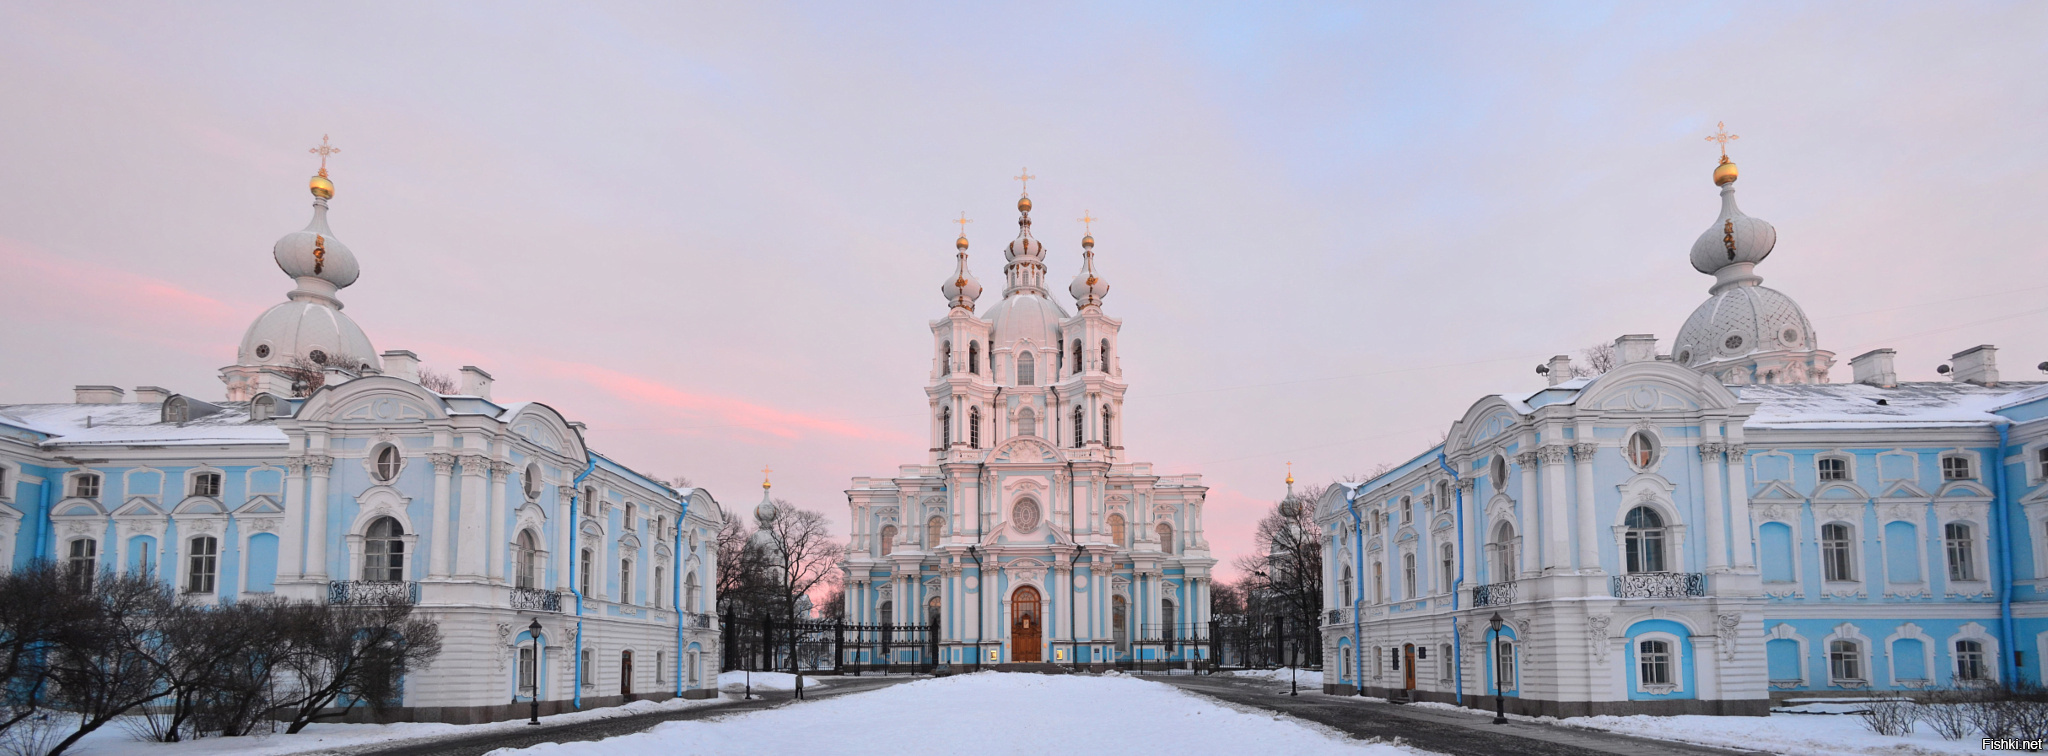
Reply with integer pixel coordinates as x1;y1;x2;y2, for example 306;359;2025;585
2;3;2045;580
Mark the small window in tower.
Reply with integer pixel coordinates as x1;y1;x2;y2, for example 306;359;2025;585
1782;327;1801;345
969;407;981;449
1101;407;1112;447
1100;339;1111;371
1676;349;1691;364
309;349;329;365
968;342;980;375
941;341;952;375
1017;351;1035;386
1722;335;1743;352
1072;340;1083;376
254;344;271;359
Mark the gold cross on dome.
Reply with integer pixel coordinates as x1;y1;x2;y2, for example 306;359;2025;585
761;466;773;488
1705;121;1739;160
1077;210;1097;234
1013;168;1036;195
308;134;341;177
953;212;973;234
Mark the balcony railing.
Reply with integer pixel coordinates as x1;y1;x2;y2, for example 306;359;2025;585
1471;581;1516;607
510;586;562;612
683;612;713;629
328;580;419;605
1327;609;1343;625
1611;572;1706;599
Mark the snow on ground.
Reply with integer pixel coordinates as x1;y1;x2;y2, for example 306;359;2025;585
1410;701;1992;756
495;672;1428;756
716;670;829;692
51;695;726;756
1228;668;1324;687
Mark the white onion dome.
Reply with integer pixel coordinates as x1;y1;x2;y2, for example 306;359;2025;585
1672;283;1817;369
984;288;1070;350
1688;159;1777;286
1067;233;1110;308
235;175;379;371
940;234;984;311
1005;196;1044;264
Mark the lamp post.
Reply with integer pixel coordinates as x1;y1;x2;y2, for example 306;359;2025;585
525;618;543;726
1488;612;1507;725
967;545;985;669
1275;491;1305;697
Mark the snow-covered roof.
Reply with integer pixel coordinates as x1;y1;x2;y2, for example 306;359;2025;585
0;402;286;447
1735;381;2045;430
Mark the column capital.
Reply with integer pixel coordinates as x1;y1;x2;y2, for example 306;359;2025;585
1571;442;1598;459
1514;451;1540;467
1724;443;1747;461
1536;445;1570;465
429;452;458;474
303;454;335;476
1698;442;1728;461
458;453;491;472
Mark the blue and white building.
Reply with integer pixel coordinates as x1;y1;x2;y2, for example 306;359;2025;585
0;164;726;722
844;192;1214;669
1316;153;2048;716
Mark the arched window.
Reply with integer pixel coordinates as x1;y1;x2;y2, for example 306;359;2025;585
1821;523;1855;581
1946;523;1976;581
1072;405;1085;448
1107;513;1127;546
1100;339;1111;372
1017;407;1037;437
928;596;942;627
1491;522;1517;580
621;558;633;604
1623;506;1666;573
1112;595;1128;651
522;464;542;500
941;406;952;447
1072;340;1083;376
187;536;218;593
72;473;101;499
1372;561;1384;603
67;538;97;591
1639;639;1672;685
580;549;593;595
927;516;944;546
1101;407;1112;447
191;472;222;498
879;600;894;626
1403;552;1417;598
941;341;952;375
1956;639;1987;681
515;530;539;589
685;570;701;611
1017;351;1035;386
364;517;405;581
373;446;401;482
968;407;981;449
1161;599;1177;640
880;525;897;556
968;342;980;375
1156;522;1174;554
1342;565;1354;605
1440;543;1455;593
625;503;637;531
1626;432;1657;469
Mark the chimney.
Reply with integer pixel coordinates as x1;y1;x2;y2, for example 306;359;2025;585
1952;345;1999;386
460;366;494;400
1545;355;1573;386
1615;334;1658;365
74;385;124;404
381;350;420;383
132;386;171;404
1849;349;1898;388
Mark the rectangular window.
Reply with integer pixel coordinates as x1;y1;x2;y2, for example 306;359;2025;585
1439;644;1452;681
1943;455;1973;480
1956;640;1986;681
1817;457;1848;481
1496;641;1515;689
1639;640;1671;685
1822;524;1855;581
1440;546;1455;595
656;651;667;684
73;474;100;499
581;649;594;689
580;550;592;596
518;646;537;693
1403;553;1417;599
655;566;666;608
1829;640;1862;682
192;472;222;497
186;536;217;593
688;650;701;684
68;539;97;591
1947;523;1977;581
621;559;633;604
2039;447;2048;481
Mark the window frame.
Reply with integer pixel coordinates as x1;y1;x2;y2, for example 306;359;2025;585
362;516;406;582
1625;431;1659;471
71;472;102;500
185;535;218;594
1821;522;1857;582
1017;350;1035;386
190;471;223;498
1945;522;1979;582
1941;453;1975;481
1623;506;1667;574
372;445;402;483
67;537;98;591
1828;639;1864;685
1955;639;1987;682
1816;455;1850;482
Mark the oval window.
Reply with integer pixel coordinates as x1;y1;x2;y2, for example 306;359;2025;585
309;349;329;365
1781;327;1800;344
1676;350;1691;364
1722;335;1743;351
1490;455;1508;490
255;344;271;359
1626;432;1657;469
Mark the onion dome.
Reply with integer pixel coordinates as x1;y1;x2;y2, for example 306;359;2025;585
1005;197;1044;264
1067;231;1110;308
235;157;379;372
1688;161;1776;287
940;233;983;311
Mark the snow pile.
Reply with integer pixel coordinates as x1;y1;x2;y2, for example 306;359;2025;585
1557;711;1995;756
716;671;828;692
499;672;1421;756
1229;668;1325;687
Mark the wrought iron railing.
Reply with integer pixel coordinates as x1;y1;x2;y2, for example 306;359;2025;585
328;580;419;605
1610;572;1706;599
1471;581;1516;607
1327;609;1343;625
510;586;562;612
684;612;713;629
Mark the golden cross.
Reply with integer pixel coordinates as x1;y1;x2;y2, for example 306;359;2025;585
308;134;340;177
1077;210;1097;234
953;211;973;235
761;465;773;488
1013;167;1036;195
1285;461;1294;485
1704;121;1739;160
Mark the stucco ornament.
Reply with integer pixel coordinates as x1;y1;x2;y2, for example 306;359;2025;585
1012;499;1041;531
1587;614;1613;663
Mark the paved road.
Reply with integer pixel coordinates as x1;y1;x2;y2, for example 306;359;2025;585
1150;675;1776;756
346;675;914;756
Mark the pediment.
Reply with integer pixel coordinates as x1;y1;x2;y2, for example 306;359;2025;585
1814;483;1868;500
1751;481;1804;502
174;497;226;514
112;496;163;517
991;437;1059;464
237;495;284;515
1591;383;1702;412
57;498;107;517
1936;481;1994;501
1879;479;1931;501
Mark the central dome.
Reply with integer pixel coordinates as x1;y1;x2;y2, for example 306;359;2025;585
1672;283;1815;370
984;290;1069;348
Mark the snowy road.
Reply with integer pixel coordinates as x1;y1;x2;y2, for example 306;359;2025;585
485;672;1427;756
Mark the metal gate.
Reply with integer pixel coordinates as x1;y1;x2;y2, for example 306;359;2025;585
1210;615;1320;670
722;612;940;675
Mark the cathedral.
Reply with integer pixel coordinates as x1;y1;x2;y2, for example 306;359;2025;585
1315;137;2048;716
0;149;726;723
843;186;1213;669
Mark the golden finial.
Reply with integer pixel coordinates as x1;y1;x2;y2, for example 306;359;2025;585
954;211;972;251
761;465;773;489
1077;210;1096;248
1705;122;1741;185
307;134;340;199
1285;461;1294;486
1014;168;1036;213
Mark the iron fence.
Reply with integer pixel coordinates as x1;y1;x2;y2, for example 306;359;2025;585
328;580;419;605
1208;615;1318;670
509;586;562;612
1471;580;1516;607
721;612;940;675
1611;572;1706;599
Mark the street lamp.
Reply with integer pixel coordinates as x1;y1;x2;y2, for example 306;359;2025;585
1274;492;1305;697
525;618;543;726
967;545;984;669
1488;612;1507;725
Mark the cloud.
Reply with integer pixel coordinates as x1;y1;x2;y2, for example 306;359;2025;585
532;357;920;445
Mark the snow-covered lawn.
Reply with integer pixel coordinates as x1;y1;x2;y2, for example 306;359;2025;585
494;672;1427;756
1228;668;1325;687
716;670;829;692
51;695;727;756
1413;700;1998;756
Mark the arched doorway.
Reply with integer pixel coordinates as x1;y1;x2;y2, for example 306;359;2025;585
1011;586;1042;662
621;650;634;698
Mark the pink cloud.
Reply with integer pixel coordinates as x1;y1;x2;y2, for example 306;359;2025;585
0;236;253;351
533;357;920;445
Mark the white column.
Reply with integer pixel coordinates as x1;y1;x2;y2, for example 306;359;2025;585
429;454;455;578
1515;451;1539;576
280;457;308;578
305;453;334;581
1572;443;1600;572
1540;445;1571;572
488;459;510;581
457;453;489;579
1726;444;1755;568
1700;441;1729;572
1461;479;1482;586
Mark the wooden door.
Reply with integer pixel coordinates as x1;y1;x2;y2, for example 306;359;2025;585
1403;644;1416;690
621;650;634;696
1011;586;1042;662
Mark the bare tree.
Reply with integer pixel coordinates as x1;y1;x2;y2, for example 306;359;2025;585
755;499;847;621
1208;579;1246;616
416;369;459;394
0;563;97;742
818;585;846;621
1232;484;1325;636
274;352;367;397
1573;341;1617;377
714;512;770;615
272;601;443;734
42;570;179;756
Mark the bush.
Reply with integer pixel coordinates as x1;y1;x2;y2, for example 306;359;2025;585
1916;688;1975;740
1856;697;1916;737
